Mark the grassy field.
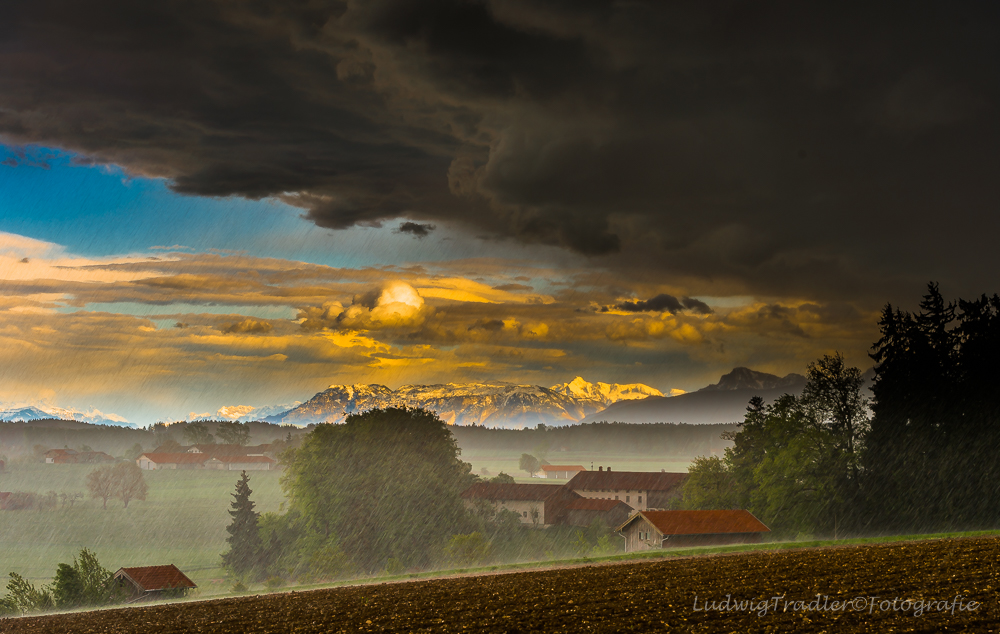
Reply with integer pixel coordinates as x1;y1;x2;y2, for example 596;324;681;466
0;463;286;594
0;450;698;597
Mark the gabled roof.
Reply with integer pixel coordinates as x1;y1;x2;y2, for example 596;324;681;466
566;470;687;492
461;482;567;502
541;465;586;472
114;565;196;591
138;452;209;465
617;510;770;535
45;448;77;456
205;454;275;464
565;498;631;511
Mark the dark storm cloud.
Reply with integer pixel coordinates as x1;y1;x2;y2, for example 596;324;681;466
610;294;713;315
1;2;999;300
396;221;436;238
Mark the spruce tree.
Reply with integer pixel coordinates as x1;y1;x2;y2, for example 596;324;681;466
221;471;263;580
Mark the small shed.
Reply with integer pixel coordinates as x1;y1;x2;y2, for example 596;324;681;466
112;564;197;602
616;510;770;551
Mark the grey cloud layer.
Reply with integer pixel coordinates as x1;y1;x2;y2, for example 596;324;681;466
1;2;998;300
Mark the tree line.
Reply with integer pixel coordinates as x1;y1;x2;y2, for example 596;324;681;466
681;283;1000;537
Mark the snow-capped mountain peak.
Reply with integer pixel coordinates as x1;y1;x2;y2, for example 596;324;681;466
548;377;663;406
0;402;132;426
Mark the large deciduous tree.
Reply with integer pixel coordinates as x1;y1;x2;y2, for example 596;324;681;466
86;466;115;509
113;462;148;509
281;407;476;572
217;421;251;446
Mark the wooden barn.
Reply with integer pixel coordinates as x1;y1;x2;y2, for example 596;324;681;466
617;510;770;551
112;564;197;602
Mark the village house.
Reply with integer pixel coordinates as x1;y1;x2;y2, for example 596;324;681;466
540;465;586;480
560;498;633;528
204;454;276;471
616;510;770;552
564;467;687;511
460;482;580;526
136;452;209;470
112;564;197;602
44;448;76;463
44;448;115;464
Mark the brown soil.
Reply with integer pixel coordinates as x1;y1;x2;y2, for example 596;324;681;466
3;536;998;633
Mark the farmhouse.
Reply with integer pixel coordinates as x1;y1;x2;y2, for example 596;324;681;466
565;468;687;511
617;510;770;552
540;465;586;480
560;498;633;528
461;482;579;526
136;452;209;470
204;454;276;471
44;448;76;463
44;448;115;464
112;564;197;602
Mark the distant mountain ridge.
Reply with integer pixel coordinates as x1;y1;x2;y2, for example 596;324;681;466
0;403;132;427
266;378;663;427
582;367;810;425
698;367;806;392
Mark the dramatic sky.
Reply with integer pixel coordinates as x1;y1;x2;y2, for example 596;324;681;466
0;2;997;423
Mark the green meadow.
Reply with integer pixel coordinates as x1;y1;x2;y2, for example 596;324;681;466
0;452;700;597
0;463;285;595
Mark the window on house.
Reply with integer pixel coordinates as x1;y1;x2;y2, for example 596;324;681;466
638;496;642;504
523;511;527;518
615;495;619;500
626;495;630;503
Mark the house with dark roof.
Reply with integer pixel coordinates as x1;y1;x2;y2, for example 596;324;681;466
136;452;210;470
540;465;586;480
112;564;197;602
565;467;687;511
616;510;770;551
561;498;633;528
461;482;580;526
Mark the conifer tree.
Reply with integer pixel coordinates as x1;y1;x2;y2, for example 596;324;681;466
221;471;263;580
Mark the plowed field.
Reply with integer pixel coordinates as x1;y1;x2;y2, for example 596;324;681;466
3;536;997;633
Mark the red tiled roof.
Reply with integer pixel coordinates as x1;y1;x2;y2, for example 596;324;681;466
540;465;586;472
139;452;209;465
565;498;630;511
461;482;566;502
206;455;275;464
114;565;196;591
621;510;770;535
566;470;687;492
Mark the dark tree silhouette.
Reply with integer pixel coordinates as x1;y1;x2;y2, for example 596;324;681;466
221;471;263;580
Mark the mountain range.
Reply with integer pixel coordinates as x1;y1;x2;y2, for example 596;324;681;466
262;370;807;427
0;403;133;427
